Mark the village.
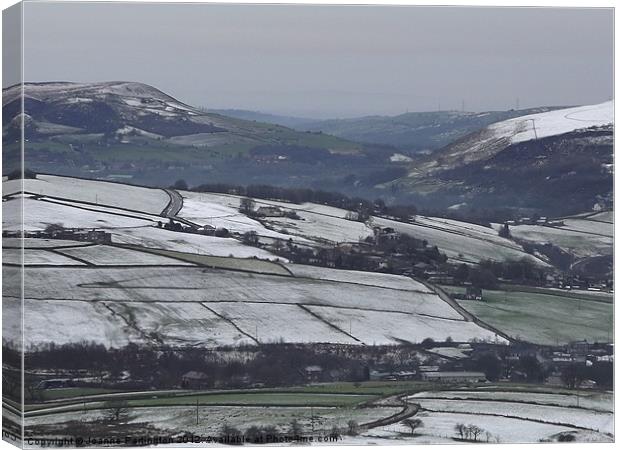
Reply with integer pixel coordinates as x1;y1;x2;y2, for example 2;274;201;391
20;337;613;398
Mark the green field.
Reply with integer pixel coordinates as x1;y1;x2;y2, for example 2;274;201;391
24;380;441;417
37;387;122;401
444;286;613;345
26;390;377;416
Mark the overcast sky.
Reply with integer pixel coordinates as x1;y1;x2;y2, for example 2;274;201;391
13;3;615;118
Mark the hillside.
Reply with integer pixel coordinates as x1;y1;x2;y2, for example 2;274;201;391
3;82;386;189
3;82;614;216
4;174;612;350
2;81;360;152
395;102;614;214
3;174;509;349
214;107;566;153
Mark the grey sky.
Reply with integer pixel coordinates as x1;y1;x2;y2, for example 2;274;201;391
15;2;614;118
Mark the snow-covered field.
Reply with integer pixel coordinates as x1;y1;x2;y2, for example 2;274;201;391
3;174;169;214
3;193;284;260
205;302;359;344
3;237;93;249
27;405;401;438
10;266;456;317
409;390;613;413
179;192;296;241
175;190;544;264
6;174;559;266
3;248;87;266
287;264;432;292
395;411;611;443
56;245;196;266
374;217;546;265
109;227;283;260
587;211;613;223
21;299;136;347
305;305;504;345
490;101;613;146
262;212;372;244
2;294;22;343
3;262;500;347
106;302;254;347
179;191;369;244
501;223;612;259
561;218;613;237
4;197;152;231
412;398;613;434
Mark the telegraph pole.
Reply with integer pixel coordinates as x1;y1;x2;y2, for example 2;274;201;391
530;119;538;139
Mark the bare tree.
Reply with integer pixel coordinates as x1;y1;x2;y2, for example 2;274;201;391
242;231;259;246
288;419;303;437
347;420;359;436
103;399;129;422
239;197;255;215
469;425;483;442
44;223;65;235
454;423;466;440
402;418;423;435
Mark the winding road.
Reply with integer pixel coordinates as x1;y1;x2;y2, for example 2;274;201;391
162;188;183;217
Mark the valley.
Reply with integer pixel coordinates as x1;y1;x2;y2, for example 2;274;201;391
2;84;614;446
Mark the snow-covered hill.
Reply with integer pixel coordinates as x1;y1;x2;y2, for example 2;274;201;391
395;100;614;214
424;101;613;171
2;81;363;151
489;100;613;146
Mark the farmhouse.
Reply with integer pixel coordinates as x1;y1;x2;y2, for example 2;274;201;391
181;371;209;389
36;378;75;389
304;365;323;382
465;286;483;300
373;226;400;243
420;371;487;383
256;206;285;217
547;219;565;226
84;229;113;244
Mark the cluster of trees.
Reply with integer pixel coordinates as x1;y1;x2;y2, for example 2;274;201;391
454;423;497;442
22;342;371;394
479;259;547;285
521;241;574;272
267;233;446;273
560;361;613;389
372;233;447;265
6;168;37;180
216;418;343;445
465;349;613;389
498;223;511;238
450;258;547;288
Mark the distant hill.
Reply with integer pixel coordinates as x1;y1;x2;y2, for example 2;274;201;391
1;81;396;194
392;102;614;214
212;107;569;153
2;81;362;154
3;82;613;216
208;109;315;129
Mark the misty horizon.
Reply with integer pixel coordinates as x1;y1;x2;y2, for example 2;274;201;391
5;3;612;118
